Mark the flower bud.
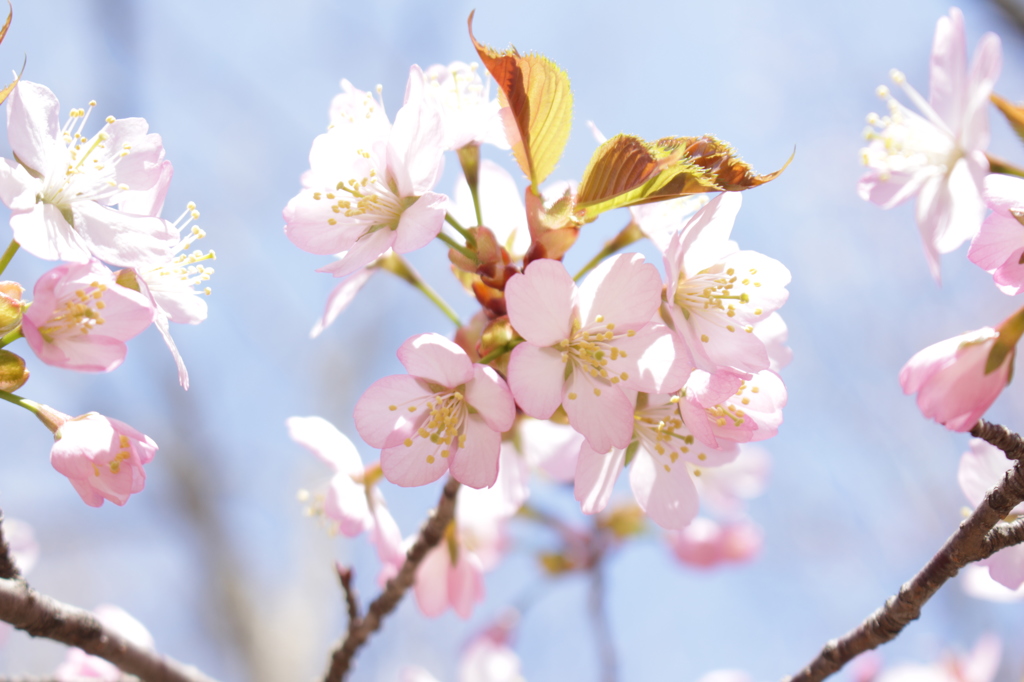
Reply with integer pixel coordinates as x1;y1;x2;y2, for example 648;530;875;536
0;349;29;391
0;281;24;335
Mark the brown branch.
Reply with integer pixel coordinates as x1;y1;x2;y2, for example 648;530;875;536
322;477;461;682
0;511;21;581
787;423;1024;682
991;0;1024;36
0;577;219;682
981;516;1024;556
335;563;361;626
970;420;1024;460
589;561;617;682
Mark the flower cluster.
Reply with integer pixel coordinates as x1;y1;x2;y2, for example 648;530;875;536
0;80;215;506
283;47;792;604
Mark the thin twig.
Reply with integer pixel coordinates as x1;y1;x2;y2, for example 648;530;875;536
981;516;1024;556
991;0;1024;34
335;563;361;627
0;511;22;581
0;577;219;682
322;477;461;682
787;422;1024;682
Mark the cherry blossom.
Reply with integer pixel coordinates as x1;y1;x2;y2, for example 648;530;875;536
284;69;448;279
859;8;1001;279
962;564;1024;602
355;333;516;489
287;416;404;580
0;81;175;266
575;391;739;530
678;370;787;450
665;516;762;569
968;174;1024;295
958;438;1024;590
661;193;790;376
54;605;154;681
418;61;509;151
694;445;771;518
49;412;157;507
22;259;154;372
506;254;690;453
899;327;1012;432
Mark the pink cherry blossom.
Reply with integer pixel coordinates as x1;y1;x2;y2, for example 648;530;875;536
54;605;154;681
859;8;1001;279
661;193;790;376
968;174;1024;295
506;254;691;453
959;438;1024;590
287;416;405;580
678;370;787;449
575;391;739;530
355;333;516;489
899;327;1011;432
22;259;154;372
414;471;514;619
665;516;762;569
311;267;376;339
962;564;1024;602
0;81;175;266
284;69;448;279
417;61;509;151
457;629;525;682
694;445;771;519
50;412;157;507
516;416;582;483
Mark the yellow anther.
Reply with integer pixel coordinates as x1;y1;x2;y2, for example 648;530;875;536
626;330;636;337
593;388;601;396
404;438;413;447
426;455;435;463
751;386;760;393
727;325;735;332
568;392;577;400
693;469;702;477
700;334;710;343
698;453;706;461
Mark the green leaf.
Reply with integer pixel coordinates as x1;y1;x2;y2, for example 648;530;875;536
469;12;573;191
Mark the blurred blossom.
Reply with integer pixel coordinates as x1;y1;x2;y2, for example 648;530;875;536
958;439;1024;591
874;634;1001;682
666;516;762;568
968;174;1024;295
859;8;1001;280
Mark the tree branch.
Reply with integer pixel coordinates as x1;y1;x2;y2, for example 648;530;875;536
335;563;361;627
322;477;461;682
0;511;22;581
786;422;1024;682
981;516;1024;556
970;419;1024;460
0;577;219;682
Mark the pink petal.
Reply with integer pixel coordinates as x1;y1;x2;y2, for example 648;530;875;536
325;472;373;536
929;8;968;130
286;415;363;474
397;333;473;387
387;98;445;196
7;81;61;175
393;191;447;254
857;169;931;210
73;201;176;268
316;228;395;279
629;447;700;530
354;374;434;448
574;441;625;515
448;551;485;619
562;371;635;454
152;310;189;389
11;203;91;263
448;415;501;489
414;546;451;618
507;343;566;419
464;365;515;432
380;434;451;487
577;253;661;330
505;259;576;346
983;543;1024;591
283;190;361;255
311;268;376;339
962;33;1002;152
616;324;693;394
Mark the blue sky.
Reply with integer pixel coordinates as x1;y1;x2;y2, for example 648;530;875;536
2;1;1024;680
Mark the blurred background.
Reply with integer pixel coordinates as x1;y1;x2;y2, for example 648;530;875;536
2;0;1024;680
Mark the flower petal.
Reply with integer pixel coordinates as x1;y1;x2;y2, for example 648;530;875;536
448;415;501;489
574;441;625;515
505;259;576;346
397;333;474;387
507;343;565;419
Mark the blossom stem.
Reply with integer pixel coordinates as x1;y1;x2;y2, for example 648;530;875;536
573;221;645;281
445;213;477;247
0;241;18;278
437;232;479;264
477;339;523;365
377;253;463;328
0;390;41;417
456;144;484;227
987;153;1024;179
0;326;22;349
